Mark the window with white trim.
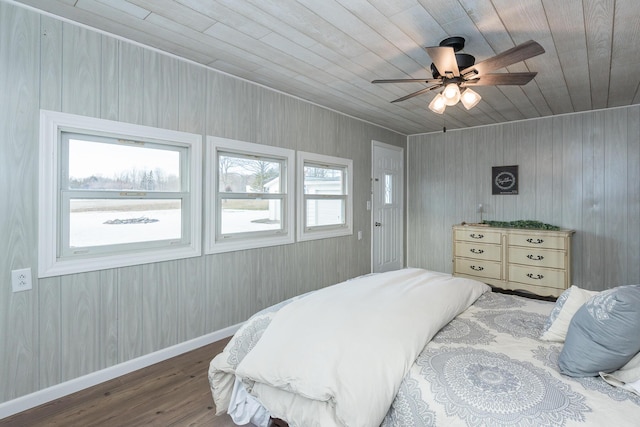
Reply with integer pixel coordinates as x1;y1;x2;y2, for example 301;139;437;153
205;137;295;253
297;151;353;241
38;110;202;277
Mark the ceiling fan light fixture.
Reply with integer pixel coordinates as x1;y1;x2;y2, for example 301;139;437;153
372;38;545;115
461;88;482;110
442;83;461;106
429;93;447;114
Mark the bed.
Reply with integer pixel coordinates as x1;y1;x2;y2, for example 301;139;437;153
208;268;640;426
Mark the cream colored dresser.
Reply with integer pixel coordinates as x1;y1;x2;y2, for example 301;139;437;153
452;224;574;297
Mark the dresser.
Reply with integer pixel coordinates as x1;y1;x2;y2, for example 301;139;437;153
452;224;574;297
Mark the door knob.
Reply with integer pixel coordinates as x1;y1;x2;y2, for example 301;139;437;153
374;222;382;227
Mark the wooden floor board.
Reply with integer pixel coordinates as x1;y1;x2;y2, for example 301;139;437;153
0;337;238;427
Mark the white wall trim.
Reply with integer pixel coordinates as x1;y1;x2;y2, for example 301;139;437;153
0;323;242;419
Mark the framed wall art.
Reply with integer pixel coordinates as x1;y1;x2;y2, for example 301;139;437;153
492;165;518;195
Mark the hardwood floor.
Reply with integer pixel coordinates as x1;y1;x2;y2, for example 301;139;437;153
0;337;241;427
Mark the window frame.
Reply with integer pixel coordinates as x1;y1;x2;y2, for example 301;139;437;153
38;110;202;278
205;136;295;254
297;151;353;241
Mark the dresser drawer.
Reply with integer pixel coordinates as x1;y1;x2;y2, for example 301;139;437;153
508;264;567;290
454;228;502;244
455;242;501;262
508;247;565;269
508;232;566;250
455;258;502;280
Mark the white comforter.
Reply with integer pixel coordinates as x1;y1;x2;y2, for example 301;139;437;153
231;268;489;427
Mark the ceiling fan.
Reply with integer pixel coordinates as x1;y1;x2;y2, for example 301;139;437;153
372;37;545;114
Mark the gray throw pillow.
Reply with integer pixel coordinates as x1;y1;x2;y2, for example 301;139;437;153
559;285;640;377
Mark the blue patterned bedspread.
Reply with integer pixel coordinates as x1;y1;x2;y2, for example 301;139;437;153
382;292;640;426
210;291;640;426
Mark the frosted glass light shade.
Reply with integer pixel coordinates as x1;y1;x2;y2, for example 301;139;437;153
442;83;461;106
461;88;482;110
428;93;447;114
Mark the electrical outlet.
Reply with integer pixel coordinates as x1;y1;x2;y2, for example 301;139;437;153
12;268;32;292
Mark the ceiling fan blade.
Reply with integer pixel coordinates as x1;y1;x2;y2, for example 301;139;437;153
463;72;538;86
391;85;442;103
425;46;460;77
372;78;441;84
460;40;544;78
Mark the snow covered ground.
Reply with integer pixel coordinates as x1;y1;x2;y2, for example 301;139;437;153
69;208;279;247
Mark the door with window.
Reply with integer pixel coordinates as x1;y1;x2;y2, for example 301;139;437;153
372;141;404;273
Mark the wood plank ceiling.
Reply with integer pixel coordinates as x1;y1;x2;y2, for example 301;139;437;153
11;0;640;135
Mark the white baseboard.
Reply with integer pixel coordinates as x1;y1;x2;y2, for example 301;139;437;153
0;323;242;420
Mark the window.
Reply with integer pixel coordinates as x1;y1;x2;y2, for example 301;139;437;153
205;137;295;253
297;151;353;241
384;173;393;204
38;110;202;277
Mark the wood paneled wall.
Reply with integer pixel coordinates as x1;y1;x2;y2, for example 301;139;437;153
0;3;404;403
407;106;640;291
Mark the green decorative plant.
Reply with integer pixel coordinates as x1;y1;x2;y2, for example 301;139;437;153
481;220;560;230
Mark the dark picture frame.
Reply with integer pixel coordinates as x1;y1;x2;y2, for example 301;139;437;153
492;165;518;195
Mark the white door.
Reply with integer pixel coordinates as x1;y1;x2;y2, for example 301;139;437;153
372;141;404;273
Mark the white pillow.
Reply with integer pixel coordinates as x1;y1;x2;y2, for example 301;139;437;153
600;352;640;395
540;285;598;342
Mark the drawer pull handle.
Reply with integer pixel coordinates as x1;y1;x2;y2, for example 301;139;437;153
470;249;484;254
526;238;544;244
470;265;484;271
526;273;544;280
526;254;544;261
470;233;484;239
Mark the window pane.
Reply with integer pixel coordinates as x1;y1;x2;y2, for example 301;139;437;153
220;198;282;234
68;138;181;191
303;165;344;195
385;173;393;204
69;199;182;248
306;199;344;227
219;154;282;193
